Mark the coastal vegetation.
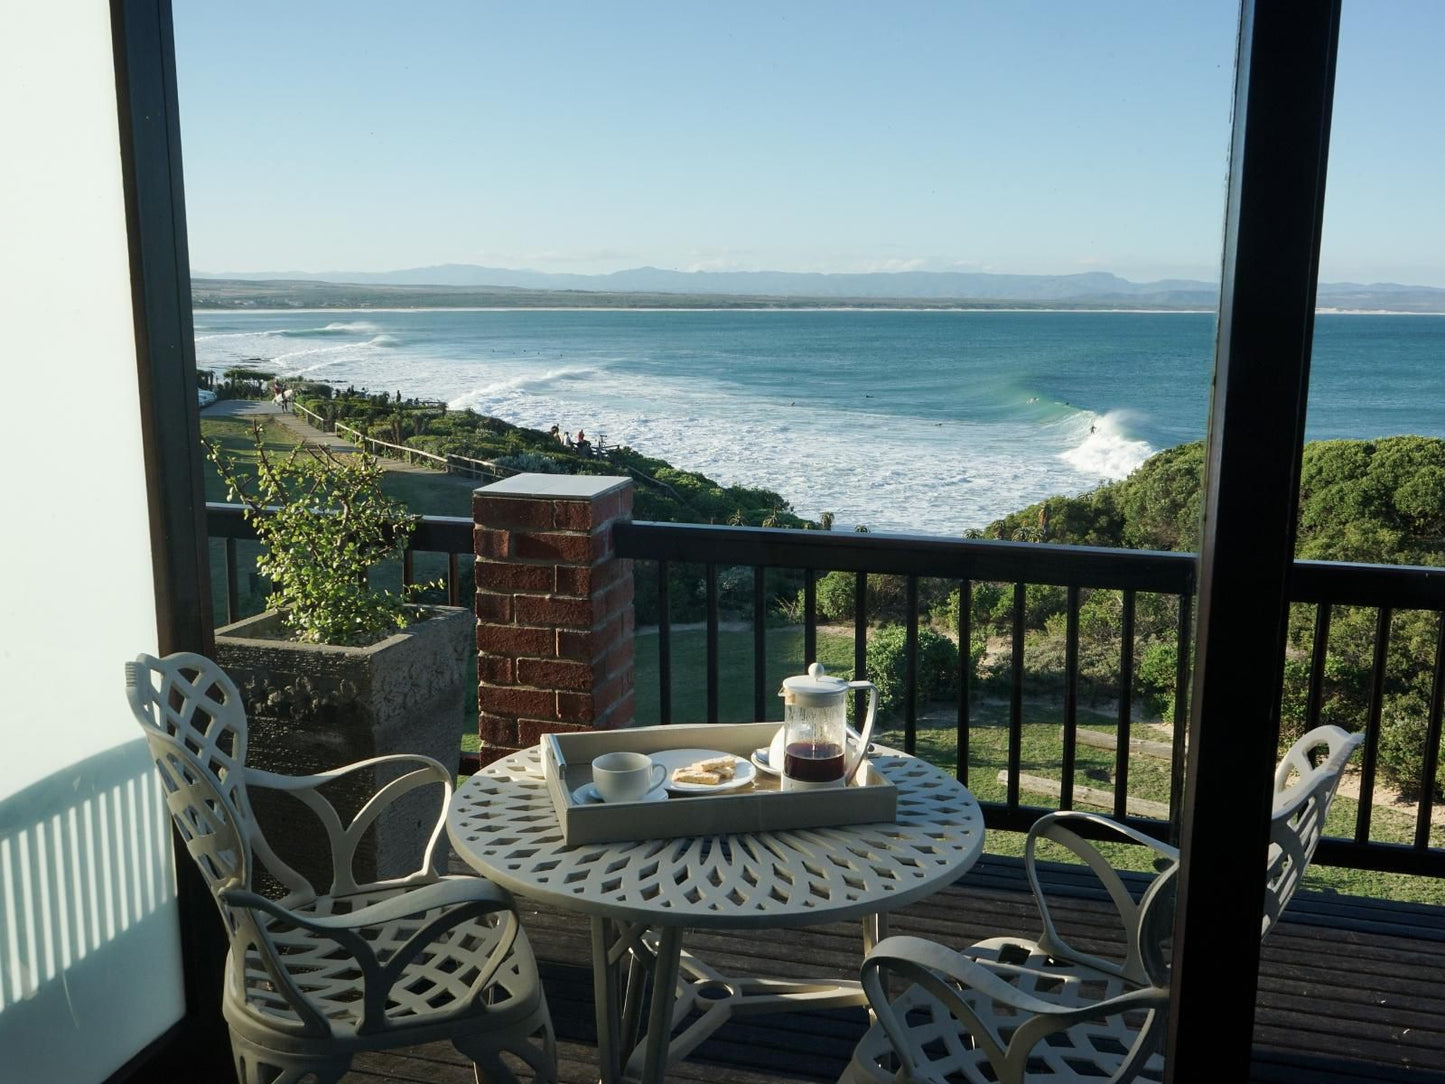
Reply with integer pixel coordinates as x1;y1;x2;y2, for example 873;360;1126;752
978;435;1445;799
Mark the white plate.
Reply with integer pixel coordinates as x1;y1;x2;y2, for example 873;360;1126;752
572;782;669;805
653;747;757;793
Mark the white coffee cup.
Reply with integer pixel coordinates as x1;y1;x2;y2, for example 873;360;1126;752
591;751;666;803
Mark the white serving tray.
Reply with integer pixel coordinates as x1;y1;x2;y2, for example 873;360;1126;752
541;721;897;846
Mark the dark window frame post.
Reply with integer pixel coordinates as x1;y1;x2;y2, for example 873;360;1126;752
111;0;230;1077
1167;1;1340;1079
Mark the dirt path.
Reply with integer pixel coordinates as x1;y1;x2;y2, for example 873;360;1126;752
203;397;436;473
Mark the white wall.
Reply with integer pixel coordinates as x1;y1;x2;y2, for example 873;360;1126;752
0;1;186;1080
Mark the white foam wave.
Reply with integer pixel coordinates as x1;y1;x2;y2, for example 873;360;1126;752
1057;411;1154;480
448;366;602;409
322;321;381;332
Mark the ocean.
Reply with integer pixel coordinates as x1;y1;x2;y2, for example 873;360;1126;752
192;309;1445;534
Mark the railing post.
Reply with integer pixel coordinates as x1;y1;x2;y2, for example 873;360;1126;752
472;473;636;766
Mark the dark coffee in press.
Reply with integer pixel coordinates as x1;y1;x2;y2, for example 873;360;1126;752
784;741;846;783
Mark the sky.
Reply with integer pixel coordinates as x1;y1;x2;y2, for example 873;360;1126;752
173;1;1445;286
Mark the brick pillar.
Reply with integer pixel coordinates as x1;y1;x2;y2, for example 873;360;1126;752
472;474;636;766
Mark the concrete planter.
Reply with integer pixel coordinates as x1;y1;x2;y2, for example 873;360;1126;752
214;605;472;888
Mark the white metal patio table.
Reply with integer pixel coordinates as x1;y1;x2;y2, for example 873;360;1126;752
447;744;984;1084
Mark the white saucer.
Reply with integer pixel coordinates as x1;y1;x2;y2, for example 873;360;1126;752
572;782;669;805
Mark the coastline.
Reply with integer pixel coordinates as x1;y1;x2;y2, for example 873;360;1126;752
193;304;1444;316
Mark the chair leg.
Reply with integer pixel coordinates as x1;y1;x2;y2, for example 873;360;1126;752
455;1002;557;1084
230;1029;350;1084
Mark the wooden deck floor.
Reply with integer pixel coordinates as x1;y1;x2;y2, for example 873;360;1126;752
345;854;1445;1083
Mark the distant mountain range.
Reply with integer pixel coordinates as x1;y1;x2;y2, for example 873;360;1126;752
191;264;1445;312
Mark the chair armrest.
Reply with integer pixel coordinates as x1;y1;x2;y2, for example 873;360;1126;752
862;935;1169;1084
220;875;521;1034
220;875;513;932
246;755;453;897
1025;811;1178;982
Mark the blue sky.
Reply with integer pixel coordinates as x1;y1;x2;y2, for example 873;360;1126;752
174;2;1445;285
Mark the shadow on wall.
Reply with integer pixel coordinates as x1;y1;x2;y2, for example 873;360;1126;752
0;740;185;1081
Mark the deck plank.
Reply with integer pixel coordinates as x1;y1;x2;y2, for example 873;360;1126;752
340;853;1445;1083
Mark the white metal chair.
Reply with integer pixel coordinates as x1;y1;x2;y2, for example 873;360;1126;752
126;651;556;1084
843;725;1363;1084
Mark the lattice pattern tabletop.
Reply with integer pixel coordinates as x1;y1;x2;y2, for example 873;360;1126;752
447;745;984;929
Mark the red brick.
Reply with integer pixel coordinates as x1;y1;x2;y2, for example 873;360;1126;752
475;591;512;623
514;594;596;629
551;499;598;532
477;622;553;657
551;491;628;532
477;655;514;684
555;691;597;725
597;578;634;623
476;743;526;769
473;495;556;530
473;527;510;559
518;718;594;746
475;560;553;592
600;638;636;679
595;690;636;731
517;657;595;692
555;628;594;661
553;565;589;597
479;685;556;718
478;713;518;747
513;530;602;564
593;672;625;713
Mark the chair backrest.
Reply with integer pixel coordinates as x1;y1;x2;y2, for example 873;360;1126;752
126;651;259;904
127;652;351;1036
1263;724;1363;935
125;652;319;906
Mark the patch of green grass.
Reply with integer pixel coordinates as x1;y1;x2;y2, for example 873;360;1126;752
634;625;857;725
202;417;479;516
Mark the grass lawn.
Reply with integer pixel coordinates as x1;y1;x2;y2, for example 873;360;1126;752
202;416;479;515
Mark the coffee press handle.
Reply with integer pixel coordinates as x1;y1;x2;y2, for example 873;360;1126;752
844;680;879;782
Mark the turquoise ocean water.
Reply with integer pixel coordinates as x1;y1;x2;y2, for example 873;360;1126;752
193;310;1444;533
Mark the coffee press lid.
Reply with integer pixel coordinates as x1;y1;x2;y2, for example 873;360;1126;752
779;662;848;706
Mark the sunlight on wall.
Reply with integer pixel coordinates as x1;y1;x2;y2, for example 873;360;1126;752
0;0;187;1079
0;756;176;1015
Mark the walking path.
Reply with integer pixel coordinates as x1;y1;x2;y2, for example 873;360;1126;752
202;397;436;474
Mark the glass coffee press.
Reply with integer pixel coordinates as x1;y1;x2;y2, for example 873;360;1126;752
776;663;878;791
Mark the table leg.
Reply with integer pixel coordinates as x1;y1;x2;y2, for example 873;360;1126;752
863;911;890;954
639;925;684;1084
591;916;621;1084
620;949;647;1053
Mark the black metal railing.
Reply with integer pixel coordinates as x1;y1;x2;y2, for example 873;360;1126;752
614;520;1445;877
205;503;1445;876
615;520;1197;841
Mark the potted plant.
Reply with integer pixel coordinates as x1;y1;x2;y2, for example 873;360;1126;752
207;423;471;885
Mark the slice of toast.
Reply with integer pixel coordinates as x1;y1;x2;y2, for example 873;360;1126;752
694;755;737;777
671;766;722;786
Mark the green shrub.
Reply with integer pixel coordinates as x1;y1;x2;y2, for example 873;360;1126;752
496;450;567;474
1138;640;1179;721
866;625;960;720
205;422;427;645
1377;693;1442;801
